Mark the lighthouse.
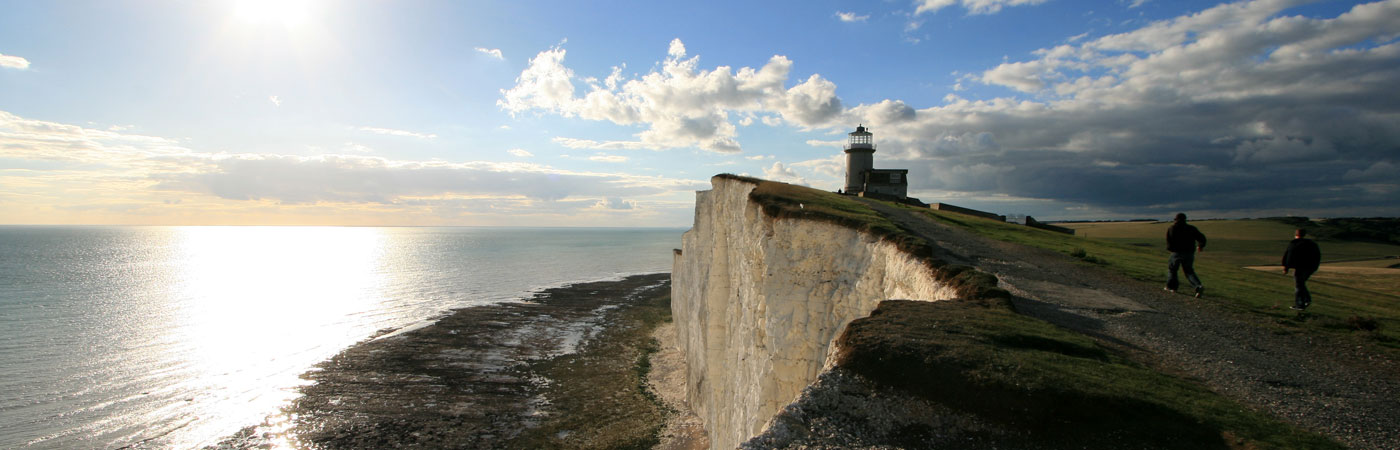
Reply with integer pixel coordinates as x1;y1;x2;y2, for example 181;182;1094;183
842;125;908;199
844;125;875;193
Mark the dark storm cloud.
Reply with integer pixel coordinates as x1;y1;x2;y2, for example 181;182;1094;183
846;0;1400;217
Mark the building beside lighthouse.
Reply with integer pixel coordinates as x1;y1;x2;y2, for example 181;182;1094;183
843;125;909;200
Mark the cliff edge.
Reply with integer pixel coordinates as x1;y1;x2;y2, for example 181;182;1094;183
671;175;988;448
670;175;1348;450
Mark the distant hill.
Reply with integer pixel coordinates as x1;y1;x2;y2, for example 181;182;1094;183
1266;217;1400;246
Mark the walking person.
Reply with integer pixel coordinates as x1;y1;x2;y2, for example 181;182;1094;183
1282;229;1322;311
1165;213;1207;298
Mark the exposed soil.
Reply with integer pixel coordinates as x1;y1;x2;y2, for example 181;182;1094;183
859;199;1400;450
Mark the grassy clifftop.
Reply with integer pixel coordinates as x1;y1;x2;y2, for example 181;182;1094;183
928;209;1400;349
717;174;1009;306
720;175;1343;449
836;300;1341;449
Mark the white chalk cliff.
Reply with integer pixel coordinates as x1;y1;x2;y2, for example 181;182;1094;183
671;176;960;449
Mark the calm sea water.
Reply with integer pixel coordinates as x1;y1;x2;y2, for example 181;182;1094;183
0;226;680;449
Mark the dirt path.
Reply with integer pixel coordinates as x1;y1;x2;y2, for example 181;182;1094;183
860;199;1400;450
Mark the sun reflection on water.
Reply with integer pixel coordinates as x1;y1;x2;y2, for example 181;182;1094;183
167;226;389;447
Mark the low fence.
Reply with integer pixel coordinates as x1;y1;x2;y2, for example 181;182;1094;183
930;203;1007;222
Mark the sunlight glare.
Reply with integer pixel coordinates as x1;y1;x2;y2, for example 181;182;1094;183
230;0;316;28
166;226;388;447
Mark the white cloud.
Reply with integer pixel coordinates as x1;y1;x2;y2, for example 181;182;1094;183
358;126;438;139
0;109;707;223
805;139;845;148
761;161;808;185
152;154;679;204
745;154;773;160
592;197;637;210
0;110;189;166
500;39;844;154
269;95;282;107
508;148;534;157
342;142;374;153
498;46;576;115
0;53;29;70
914;0;957;15
668;38;686;58
475;47;504;60
914;0;1048;15
836;11;870;22
792;155;847;182
552;137;657;150
589;154;629;163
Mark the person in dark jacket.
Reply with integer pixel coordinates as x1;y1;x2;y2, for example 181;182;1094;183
1165;213;1207;297
1282;229;1322;311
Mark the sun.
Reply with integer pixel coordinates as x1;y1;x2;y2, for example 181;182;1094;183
230;0;315;28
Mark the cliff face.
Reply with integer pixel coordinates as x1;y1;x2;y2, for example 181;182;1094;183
671;176;959;449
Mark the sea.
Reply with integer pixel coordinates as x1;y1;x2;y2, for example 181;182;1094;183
0;226;682;449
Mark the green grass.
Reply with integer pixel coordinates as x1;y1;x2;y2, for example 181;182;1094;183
1328;258;1400;268
838;300;1343;449
723;174;1012;305
1307;268;1400;302
723;173;904;238
925;209;1400;350
1064;220;1400;267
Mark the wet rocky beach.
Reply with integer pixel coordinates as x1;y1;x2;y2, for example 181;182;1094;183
212;273;672;449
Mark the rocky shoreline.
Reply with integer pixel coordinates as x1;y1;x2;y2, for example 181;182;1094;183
210;273;675;449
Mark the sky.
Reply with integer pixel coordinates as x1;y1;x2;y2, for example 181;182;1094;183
1;0;1397;226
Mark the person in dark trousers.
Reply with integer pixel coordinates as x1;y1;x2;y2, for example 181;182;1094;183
1165;213;1208;297
1282;229;1322;311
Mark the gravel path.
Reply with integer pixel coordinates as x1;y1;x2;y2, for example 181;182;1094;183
861;199;1400;450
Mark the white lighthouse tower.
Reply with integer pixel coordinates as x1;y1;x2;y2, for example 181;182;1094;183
841;124;908;199
843;124;875;193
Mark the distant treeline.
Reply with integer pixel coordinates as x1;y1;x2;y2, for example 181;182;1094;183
1266;217;1400;246
1056;219;1160;223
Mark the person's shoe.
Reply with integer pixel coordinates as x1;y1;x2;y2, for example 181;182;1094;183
1290;305;1306;311
1164;287;1176;294
1194;287;1204;298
